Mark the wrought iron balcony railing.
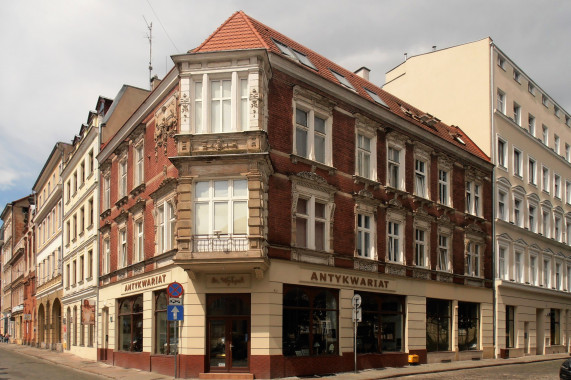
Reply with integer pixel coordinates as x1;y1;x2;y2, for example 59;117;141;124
192;234;248;253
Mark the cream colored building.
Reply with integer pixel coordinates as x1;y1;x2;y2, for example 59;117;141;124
33;142;73;350
61;103;107;359
384;37;571;358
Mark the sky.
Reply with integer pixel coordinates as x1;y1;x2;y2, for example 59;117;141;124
1;0;570;215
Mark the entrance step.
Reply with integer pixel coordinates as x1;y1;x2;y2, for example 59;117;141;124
199;374;254;380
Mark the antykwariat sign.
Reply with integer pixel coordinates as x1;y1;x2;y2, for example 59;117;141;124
122;273;169;294
304;270;395;291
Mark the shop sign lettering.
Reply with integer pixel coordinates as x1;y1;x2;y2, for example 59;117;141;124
309;271;392;290
123;273;168;293
206;274;251;288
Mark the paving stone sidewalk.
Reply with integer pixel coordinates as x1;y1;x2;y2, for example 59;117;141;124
1;342;569;380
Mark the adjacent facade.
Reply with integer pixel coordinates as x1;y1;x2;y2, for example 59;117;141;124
32;142;73;350
95;12;494;378
384;38;571;358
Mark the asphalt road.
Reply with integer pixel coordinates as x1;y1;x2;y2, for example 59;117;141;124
390;359;562;379
0;345;105;380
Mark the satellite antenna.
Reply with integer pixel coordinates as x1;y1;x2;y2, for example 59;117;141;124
143;16;153;89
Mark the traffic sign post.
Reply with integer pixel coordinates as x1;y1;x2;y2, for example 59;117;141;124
352;294;362;374
167;282;184;378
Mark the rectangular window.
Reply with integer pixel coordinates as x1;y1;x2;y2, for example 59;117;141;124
513;70;521;83
506;305;515;348
88;149;94;175
498;246;507;280
497;139;506;168
135;144;144;186
103;238;110;274
73;214;77;240
356;293;404;353
66;263;70;288
542;166;550;192
240;79;248;130
466;242;480;277
194;179;248;252
87;249;93;279
513;149;522;177
554;135;560;155
387;147;401;189
497;89;505;114
295;108;329;164
118;296;144;352
415;229;427;267
80;161;85;185
529;205;536;232
568;266;571;291
295;197;327;251
458;302;479;351
282;285;338;356
135;219;144;262
79;255;84;282
542;125;548;145
513;103;521;125
120;229;127;268
555;217;562;242
542;210;550;237
357;214;373;258
79;206;85;233
498;191;507;221
515;251;523;282
528;82;535;95
438;170;449;206
103;175;110;210
528;114;535;136
544;259;551;288
542;94;549;107
387;221;401;263
554;174;561;198
119;160;127;198
465;182;481;217
88;198;94;227
426;299;451;352
72;260;77;285
530;256;537;286
415;160;427;198
556;263;562;290
514;198;522;227
566;144;570;162
528;158;536;185
438;235;449;271
567;181;571;205
73;171;78;193
356;133;372;179
211;79;232;133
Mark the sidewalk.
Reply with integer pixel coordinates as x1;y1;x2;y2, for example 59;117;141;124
0;341;568;379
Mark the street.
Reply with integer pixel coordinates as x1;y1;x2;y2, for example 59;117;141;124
390;359;561;379
0;345;105;380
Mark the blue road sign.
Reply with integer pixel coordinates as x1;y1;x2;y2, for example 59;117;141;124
167;282;184;298
167;305;184;321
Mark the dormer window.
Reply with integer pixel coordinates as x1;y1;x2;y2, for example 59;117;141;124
330;69;355;91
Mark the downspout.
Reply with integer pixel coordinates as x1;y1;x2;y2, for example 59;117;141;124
95;114;102;359
489;40;498;358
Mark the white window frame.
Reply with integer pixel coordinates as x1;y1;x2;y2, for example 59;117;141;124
134;218;144;263
528;203;537;233
192;72;250;134
497;89;506;114
465;240;482;277
515;250;523;283
530;254;538;286
528;157;537;185
498;189;508;221
103;237;110;274
134;142;144;187
513;102;521;126
437;233;451;272
544;258;551;288
466;181;482;217
513;148;522;177
498;244;508;280
119;158;127;198
103;174;111;210
356;208;376;260
513;196;523;227
386;133;407;191
292;183;333;252
542;124;549;145
528;114;535;136
554;135;560;155
566;181;571;205
556;262;562;290
355;122;377;180
414;228;428;268
554;174;561;199
497;137;507;169
157;199;177;254
387;208;405;264
119;228;127;268
542;208;551;238
542;166;550;193
438;169;450;206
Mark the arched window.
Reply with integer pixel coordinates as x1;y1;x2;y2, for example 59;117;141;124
155;290;177;355
118;295;144;352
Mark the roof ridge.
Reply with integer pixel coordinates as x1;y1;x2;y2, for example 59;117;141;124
240;11;270;51
192;10;241;53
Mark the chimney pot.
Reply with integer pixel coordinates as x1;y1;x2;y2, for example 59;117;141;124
354;66;370;81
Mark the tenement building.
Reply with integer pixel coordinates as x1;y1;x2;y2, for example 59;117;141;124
33;142;73;350
96;12;494;378
61;96;112;358
0;195;33;342
384;38;571;358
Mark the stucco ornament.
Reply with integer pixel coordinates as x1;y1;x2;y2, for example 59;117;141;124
154;94;178;160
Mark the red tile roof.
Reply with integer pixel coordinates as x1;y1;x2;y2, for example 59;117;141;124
193;11;490;163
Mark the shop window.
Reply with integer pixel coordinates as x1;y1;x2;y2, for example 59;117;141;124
118;295;144;352
458;302;479;351
282;285;338;357
426;298;451;352
551;309;560;345
506;305;515;348
356;293;404;353
155;290;177;355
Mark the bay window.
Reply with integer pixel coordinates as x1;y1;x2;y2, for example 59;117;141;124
193;74;249;134
194;179;248;251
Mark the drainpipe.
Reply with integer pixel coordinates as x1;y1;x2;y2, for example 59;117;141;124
489;40;498;358
95;113;102;358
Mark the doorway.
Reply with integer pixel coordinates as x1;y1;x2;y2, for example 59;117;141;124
206;294;250;373
524;322;529;354
101;307;109;361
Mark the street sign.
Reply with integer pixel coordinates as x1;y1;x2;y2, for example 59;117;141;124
352;294;362;309
352;308;362;323
167;305;184;321
169;297;182;306
167;282;184;298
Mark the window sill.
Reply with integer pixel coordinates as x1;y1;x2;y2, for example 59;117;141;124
86;276;93;282
100;209;111;219
352;174;380;189
130;183;146;197
86;172;94;181
290;154;336;175
115;195;129;208
86;224;94;231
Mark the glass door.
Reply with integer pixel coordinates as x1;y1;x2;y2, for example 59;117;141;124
231;319;248;368
209;319;227;369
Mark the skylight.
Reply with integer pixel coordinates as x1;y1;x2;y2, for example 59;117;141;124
364;88;389;108
330;70;355;91
272;39;317;70
291;49;316;70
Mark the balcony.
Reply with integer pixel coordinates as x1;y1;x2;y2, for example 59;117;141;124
192;234;248;253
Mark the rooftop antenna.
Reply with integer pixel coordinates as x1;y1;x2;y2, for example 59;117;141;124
143;16;153;90
404;52;408;61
